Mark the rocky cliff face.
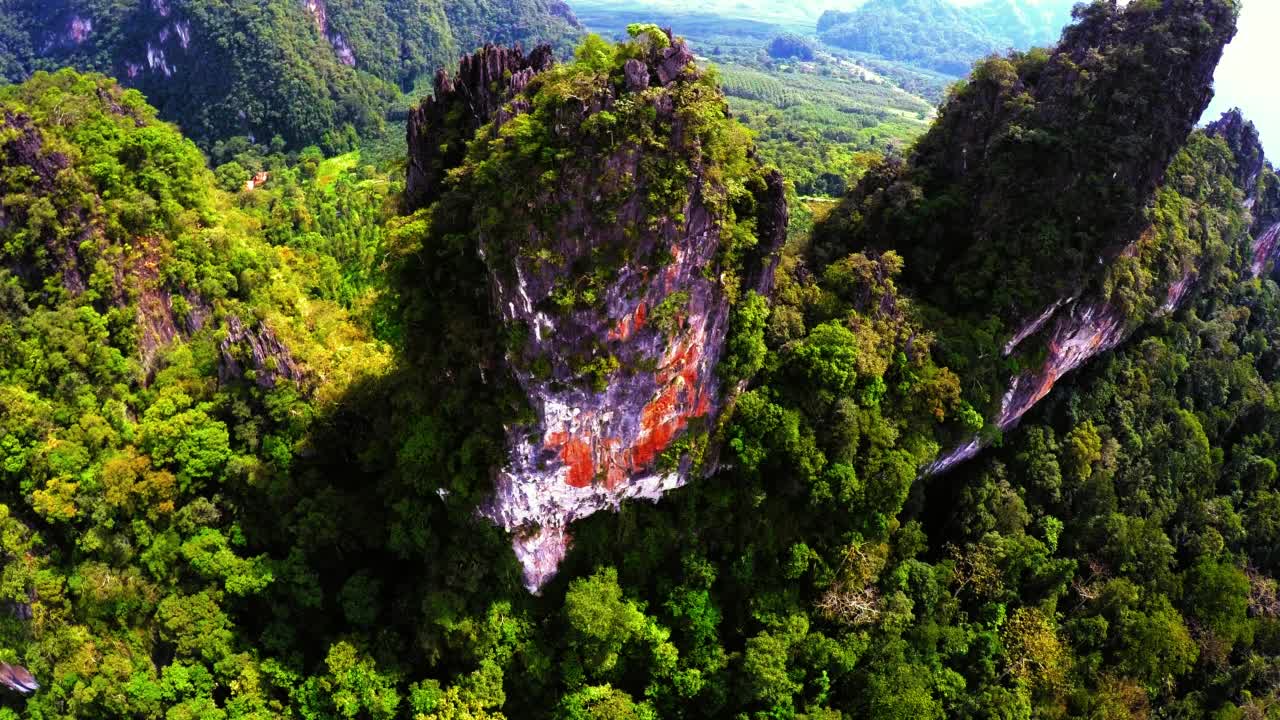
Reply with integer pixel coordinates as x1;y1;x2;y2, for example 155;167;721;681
1207;109;1280;278
1208;109;1268;197
1251;223;1280;278
403;34;786;590
485;160;786;590
817;0;1240;476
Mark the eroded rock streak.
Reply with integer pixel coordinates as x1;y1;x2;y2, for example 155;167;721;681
1251;223;1280;278
928;296;1130;475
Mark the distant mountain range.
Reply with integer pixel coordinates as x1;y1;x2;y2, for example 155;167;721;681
567;0;1079;76
569;0;835;27
818;0;1078;74
569;0;1076;35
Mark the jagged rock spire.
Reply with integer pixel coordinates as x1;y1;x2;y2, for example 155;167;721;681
404;44;555;212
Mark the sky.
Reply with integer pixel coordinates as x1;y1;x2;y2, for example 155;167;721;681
1205;0;1279;153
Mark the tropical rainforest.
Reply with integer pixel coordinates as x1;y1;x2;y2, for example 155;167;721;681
0;0;1278;719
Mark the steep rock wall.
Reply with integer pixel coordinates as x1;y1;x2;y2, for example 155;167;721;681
303;0;355;66
404;36;786;591
1251;223;1280;279
928;296;1130;474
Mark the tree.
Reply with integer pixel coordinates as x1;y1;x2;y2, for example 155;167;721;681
303;642;401;720
555;685;657;720
1114;596;1198;692
215;162;251;192
863;661;944;720
741;615;809;714
563;568;647;677
722;291;770;383
413;661;507;720
790;322;860;398
1183;559;1252;650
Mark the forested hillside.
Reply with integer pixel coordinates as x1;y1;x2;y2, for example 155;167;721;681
0;0;582;150
973;0;1081;49
6;0;1280;718
0;69;394;717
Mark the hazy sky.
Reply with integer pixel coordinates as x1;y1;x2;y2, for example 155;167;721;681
1205;0;1278;153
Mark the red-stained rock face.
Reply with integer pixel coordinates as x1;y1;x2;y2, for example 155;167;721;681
547;323;712;494
482;240;758;591
403;39;787;591
608;302;646;343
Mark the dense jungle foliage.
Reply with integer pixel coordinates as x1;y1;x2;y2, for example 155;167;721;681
0;0;581;151
1;2;1279;719
0;69;398;717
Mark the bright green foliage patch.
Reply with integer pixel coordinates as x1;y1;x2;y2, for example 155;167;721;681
0;70;389;717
